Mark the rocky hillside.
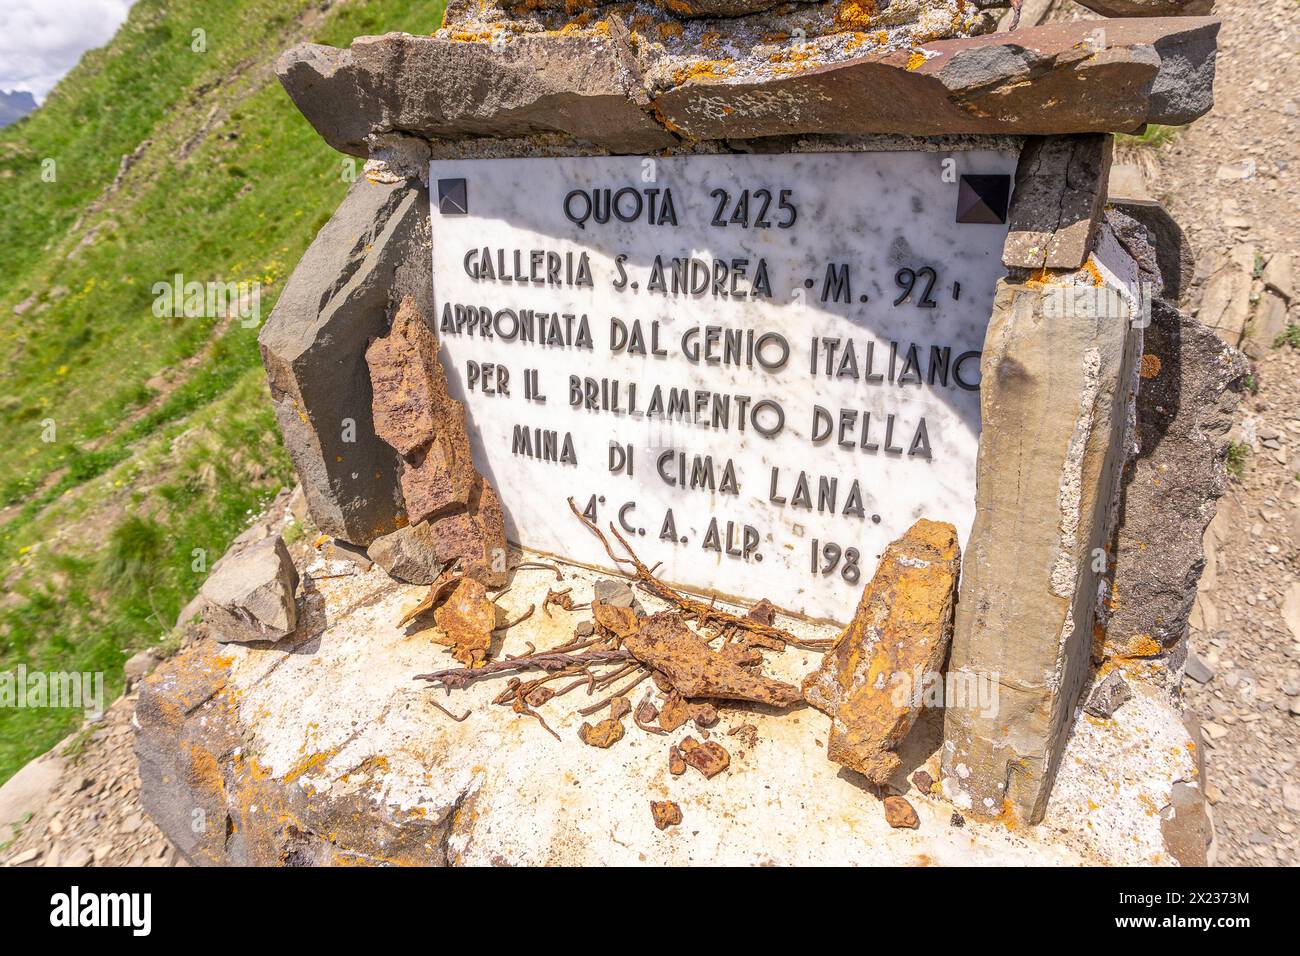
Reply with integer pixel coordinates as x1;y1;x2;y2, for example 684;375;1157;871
0;0;447;785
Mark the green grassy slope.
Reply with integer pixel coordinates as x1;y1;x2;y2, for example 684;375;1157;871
0;0;446;783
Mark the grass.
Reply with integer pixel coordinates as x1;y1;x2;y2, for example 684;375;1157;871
1275;324;1300;350
1226;441;1250;479
1116;124;1180;151
0;0;447;784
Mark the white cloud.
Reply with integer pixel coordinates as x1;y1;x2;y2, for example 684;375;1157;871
0;1;136;102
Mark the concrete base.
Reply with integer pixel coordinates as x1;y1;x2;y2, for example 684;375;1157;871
135;550;1204;866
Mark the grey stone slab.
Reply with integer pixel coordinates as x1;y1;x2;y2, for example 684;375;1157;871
259;177;429;545
942;264;1142;824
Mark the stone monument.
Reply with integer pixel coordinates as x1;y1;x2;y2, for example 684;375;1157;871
136;1;1241;865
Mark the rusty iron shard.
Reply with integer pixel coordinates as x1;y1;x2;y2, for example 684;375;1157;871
624;612;802;707
650;800;683;830
578;717;626;748
883;795;921;829
430;577;496;668
802;519;962;785
591;599;638;639
679;736;731;778
367;297;507;587
367;298;476;517
568;497;827;650
414;648;631;689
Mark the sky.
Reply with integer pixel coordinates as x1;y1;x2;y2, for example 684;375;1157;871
0;0;136;103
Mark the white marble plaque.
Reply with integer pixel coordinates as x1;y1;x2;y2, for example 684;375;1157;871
429;150;1015;622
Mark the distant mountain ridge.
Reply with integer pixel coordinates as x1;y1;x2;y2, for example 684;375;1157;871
0;89;37;128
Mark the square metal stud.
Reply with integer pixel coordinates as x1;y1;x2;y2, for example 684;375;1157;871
437;178;468;216
955;173;1011;224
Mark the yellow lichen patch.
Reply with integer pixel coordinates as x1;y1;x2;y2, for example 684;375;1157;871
446;28;500;43
671;59;735;86
843;31;876;55
1140;353;1161;378
1083;257;1106;286
907;50;927;71
1023;266;1055;288
656;20;683;40
997;798;1020;831
768;44;820;75
281;748;339;784
1124;633;1162;658
558;11;594;32
834;0;877;32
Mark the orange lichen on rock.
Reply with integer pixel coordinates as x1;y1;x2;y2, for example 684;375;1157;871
834;0;877;32
446;28;500;43
802;519;961;785
671;59;735;86
1140;353;1162;378
906;50;927;71
768;44;820;75
558;12;594;32
842;32;876;55
656;20;683;40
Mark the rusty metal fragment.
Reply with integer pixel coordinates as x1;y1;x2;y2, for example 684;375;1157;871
746;598;777;626
366;297;506;586
431;577;496;667
689;702;718;727
650;800;682;830
591;599;638;639
720;641;763;669
658;693;690;733
367;298;476;516
679;736;730;779
624;612;802;707
802;519;961;785
668;744;687;776
578;717;625;748
883;796;920;830
633;691;661;735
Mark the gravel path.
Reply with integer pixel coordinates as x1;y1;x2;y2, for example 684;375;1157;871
1134;0;1300;866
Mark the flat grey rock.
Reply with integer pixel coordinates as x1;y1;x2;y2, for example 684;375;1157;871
1185;651;1215;684
199;536;299;644
1084;672;1134;718
259;177;427;545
